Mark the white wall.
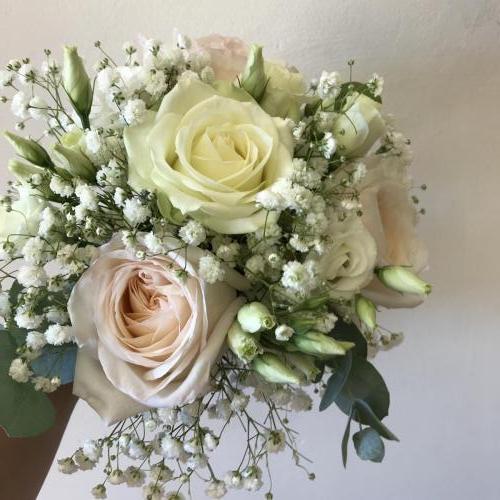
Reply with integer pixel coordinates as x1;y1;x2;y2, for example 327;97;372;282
0;0;498;498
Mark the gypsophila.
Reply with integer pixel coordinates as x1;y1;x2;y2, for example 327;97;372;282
198;254;225;284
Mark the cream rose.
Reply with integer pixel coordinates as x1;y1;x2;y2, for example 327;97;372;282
68;238;248;424
333;94;386;157
317;215;377;298
125;78;294;234
194;34;249;81
359;155;428;307
0;186;45;247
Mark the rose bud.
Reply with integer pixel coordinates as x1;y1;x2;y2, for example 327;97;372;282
285;352;320;382
4;131;53;168
292;331;354;357
237;302;275;333
227;321;262;363
53;143;96;181
252;353;301;385
241;44;267;101
376;266;431;296
355;295;377;333
62;46;93;127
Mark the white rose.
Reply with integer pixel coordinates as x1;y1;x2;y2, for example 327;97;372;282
0;186;45;248
124;78;294;234
68;237;249;424
333;94;386;157
317;215;377;298
359;155;428;307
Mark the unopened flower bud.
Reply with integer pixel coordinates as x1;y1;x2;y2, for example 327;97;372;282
237;301;275;333
285;352;320;382
4;131;53;168
62;46;93;126
8;158;45;182
53;143;96;181
241;44;267;101
293;331;354;357
376;266;431;296
355;295;377;332
227;321;262;363
252;353;301;385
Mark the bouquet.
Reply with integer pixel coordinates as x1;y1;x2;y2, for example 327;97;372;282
0;33;430;499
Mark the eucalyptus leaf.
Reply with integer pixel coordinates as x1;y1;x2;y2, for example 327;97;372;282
353;399;398;441
341;411;352;468
353;428;385;462
0;330;55;437
320;350;352;411
331;320;367;359
335;356;390;421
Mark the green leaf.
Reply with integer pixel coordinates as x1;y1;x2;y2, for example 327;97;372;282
341;411;352;468
353;399;398;441
331;320;367;358
320;351;352;411
353;428;385;462
334;356;390;421
0;330;55;437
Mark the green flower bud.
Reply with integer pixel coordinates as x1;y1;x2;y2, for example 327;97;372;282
4;131;53;168
8;158;45;182
376;266;431;296
285;352;320;382
293;331;354;357
227;321;262;363
252;353;301;385
241;44;267;101
237;302;275;333
355;295;377;332
53;143;96;181
62;45;93;126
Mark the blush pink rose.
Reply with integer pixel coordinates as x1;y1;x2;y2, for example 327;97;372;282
359;155;428;308
193;34;248;81
68;238;248;424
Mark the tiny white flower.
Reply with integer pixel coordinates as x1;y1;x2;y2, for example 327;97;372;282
265;430;286;453
230;392;249;412
82;439;102;462
203;431;219;452
224;471;243;489
50;176;74;197
108;469;125;485
85;130;102;154
206;480;227;498
124;466;145;487
28;96;48;120
8;358;31;383
44;324;72;345
26;331;46;351
58;457;77;474
178;220;206;246
123;198;151;225
123;98;146;125
198;254;225;284
275;324;294;341
90;484;106;499
317;70;341;99
160;436;183;459
143;232;163;254
0;292;11;319
17;265;47;287
11;91;30;119
75;184;98;210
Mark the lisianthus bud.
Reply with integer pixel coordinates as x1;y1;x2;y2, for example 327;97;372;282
237;302;275;333
53;143;96;181
376;266;431;296
252;353;301;385
241;44;267;101
8;158;45;182
355;295;377;332
293;331;354;357
227;321;262;363
285;352;320;382
62;46;93;126
4;131;53;168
